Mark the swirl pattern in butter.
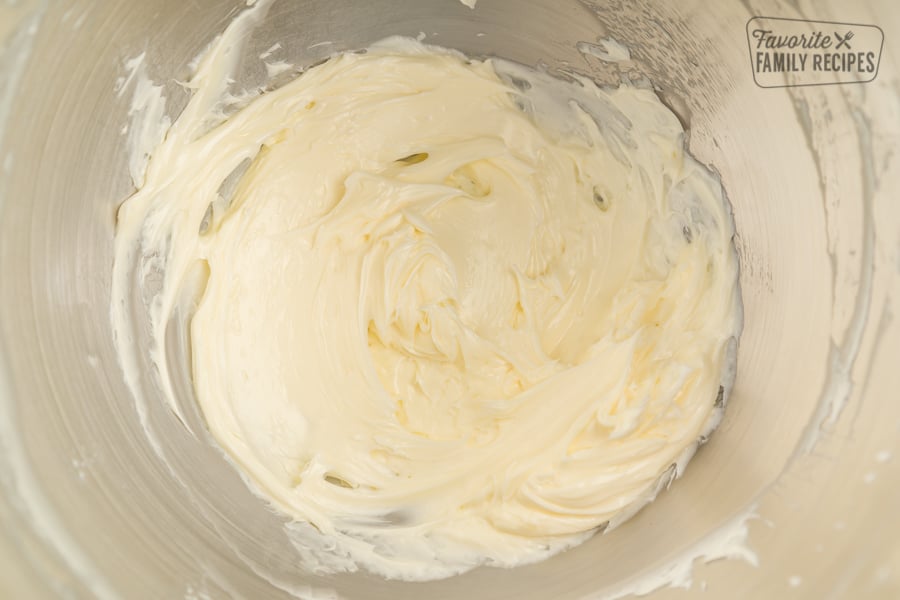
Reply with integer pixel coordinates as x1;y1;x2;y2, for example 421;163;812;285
112;38;742;580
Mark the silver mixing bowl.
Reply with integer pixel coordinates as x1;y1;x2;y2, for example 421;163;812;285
1;0;898;598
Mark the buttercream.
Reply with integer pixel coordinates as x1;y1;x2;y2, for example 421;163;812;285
112;37;741;580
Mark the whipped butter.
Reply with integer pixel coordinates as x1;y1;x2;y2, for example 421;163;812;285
112;36;741;580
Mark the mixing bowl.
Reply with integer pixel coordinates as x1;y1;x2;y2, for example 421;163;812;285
1;0;898;598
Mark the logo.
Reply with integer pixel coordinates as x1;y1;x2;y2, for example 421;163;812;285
746;17;884;88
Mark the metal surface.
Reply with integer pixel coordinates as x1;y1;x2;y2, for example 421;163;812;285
0;0;898;598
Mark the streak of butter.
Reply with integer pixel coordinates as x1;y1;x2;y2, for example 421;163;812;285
112;32;741;580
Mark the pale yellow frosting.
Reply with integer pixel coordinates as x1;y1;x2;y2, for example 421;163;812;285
112;37;741;580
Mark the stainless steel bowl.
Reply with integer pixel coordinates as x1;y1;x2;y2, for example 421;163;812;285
1;1;898;598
